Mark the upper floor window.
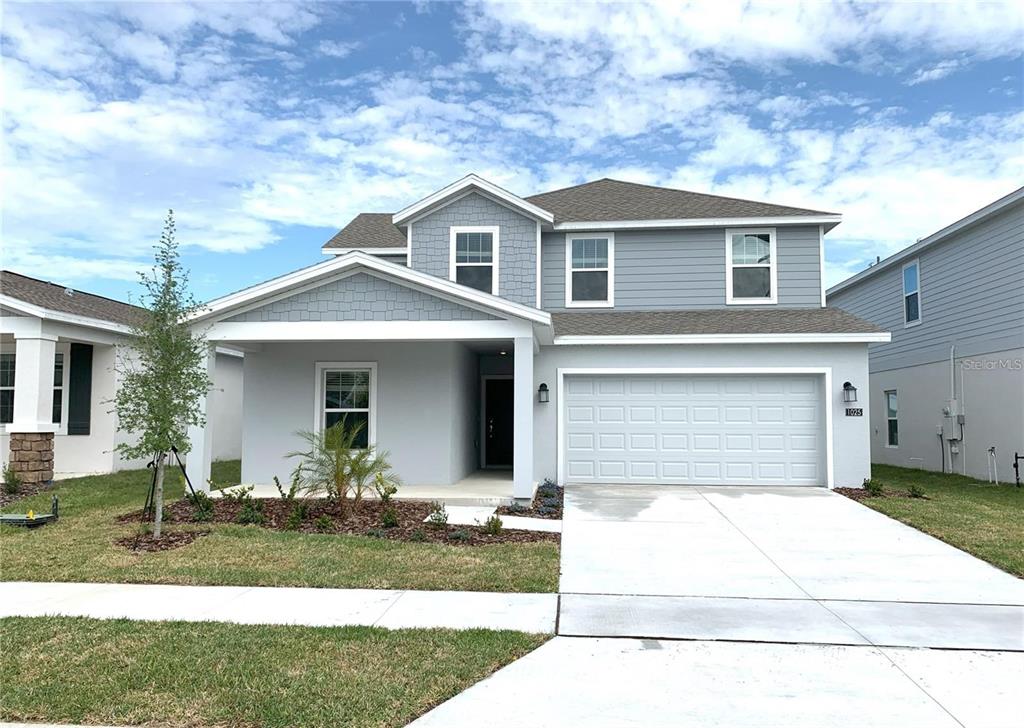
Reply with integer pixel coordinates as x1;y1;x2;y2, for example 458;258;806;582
726;228;777;305
450;226;499;295
902;260;921;326
565;233;614;308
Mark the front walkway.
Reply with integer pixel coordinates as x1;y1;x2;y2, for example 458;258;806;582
0;581;556;633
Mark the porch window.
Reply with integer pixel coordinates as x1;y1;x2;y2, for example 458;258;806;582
319;364;375;449
565;233;614;307
0;352;13;424
726;228;777;304
52;351;65;425
885;390;898;447
450;226;499;295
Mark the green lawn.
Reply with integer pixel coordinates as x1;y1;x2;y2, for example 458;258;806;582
0;462;559;592
0;616;545;728
860;464;1024;577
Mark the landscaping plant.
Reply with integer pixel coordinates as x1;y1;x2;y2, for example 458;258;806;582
482;514;503;535
863;478;884;497
2;463;21;495
112;210;213;539
426;501;448;528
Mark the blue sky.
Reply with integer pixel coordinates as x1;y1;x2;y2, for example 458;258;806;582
2;1;1022;303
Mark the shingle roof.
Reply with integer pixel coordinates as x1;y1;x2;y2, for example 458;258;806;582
552;308;884;337
0;270;144;327
525;179;834;224
322;212;407;250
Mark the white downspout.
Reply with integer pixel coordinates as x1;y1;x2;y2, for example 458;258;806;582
960;360;967;475
948;344;956;474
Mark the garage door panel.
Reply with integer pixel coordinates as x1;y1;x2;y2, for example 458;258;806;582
563;374;824;486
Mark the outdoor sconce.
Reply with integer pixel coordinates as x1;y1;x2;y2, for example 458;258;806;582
842;381;858;403
538;383;549;403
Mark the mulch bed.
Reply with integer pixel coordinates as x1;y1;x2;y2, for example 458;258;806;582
835;487;922;502
0;480;55;509
496;482;563;520
119;495;559;547
116;530;211;552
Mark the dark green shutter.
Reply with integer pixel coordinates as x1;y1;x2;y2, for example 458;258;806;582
67;343;93;436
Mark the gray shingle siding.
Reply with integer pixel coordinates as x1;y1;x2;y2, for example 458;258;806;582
225;273;498;322
828;203;1024;372
542;225;822;310
410;192;537;306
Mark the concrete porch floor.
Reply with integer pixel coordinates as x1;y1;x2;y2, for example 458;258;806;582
213;469;515;506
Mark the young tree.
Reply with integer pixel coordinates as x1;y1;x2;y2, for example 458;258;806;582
114;210;212;538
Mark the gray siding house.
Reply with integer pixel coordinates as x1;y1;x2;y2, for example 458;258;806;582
185;175;888;499
828;188;1023;481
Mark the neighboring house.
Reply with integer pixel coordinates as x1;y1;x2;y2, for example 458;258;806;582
827;188;1024;481
0;271;243;482
185;175;889;499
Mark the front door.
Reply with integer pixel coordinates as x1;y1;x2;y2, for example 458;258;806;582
484;377;514;467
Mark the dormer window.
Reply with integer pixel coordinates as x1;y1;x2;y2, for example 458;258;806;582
566;233;615;308
450;226;499;295
726;228;778;305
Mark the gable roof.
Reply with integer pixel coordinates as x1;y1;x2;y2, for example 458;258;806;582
322;212;407;251
827;185;1024;298
0;270;143;328
391;174;554;226
525;178;836;226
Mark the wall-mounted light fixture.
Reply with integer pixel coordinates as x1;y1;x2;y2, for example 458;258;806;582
842;381;858;403
538;383;549;403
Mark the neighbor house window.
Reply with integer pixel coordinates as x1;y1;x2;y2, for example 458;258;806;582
885;390;899;447
902;260;921;326
450;226;499;295
565;233;614;307
0;352;14;424
726;228;777;304
52;351;65;425
316;363;375;449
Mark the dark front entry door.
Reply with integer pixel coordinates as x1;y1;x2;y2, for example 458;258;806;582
484;378;514;467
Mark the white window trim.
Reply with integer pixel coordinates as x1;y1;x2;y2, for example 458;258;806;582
902;259;922;328
725;227;778;305
52;343;70;435
565;232;615;308
312;361;377;447
0;350;15;430
449;225;500;296
884;389;899;448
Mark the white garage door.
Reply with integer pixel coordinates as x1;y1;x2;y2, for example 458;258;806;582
562;374;825;486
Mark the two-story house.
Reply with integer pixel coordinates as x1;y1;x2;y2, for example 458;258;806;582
827;188;1023;481
186;175;889;499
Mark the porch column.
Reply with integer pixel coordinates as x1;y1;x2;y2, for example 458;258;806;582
8;334;57;484
513;335;535;500
185;345;216;492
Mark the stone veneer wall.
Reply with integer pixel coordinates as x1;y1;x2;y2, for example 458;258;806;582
8;432;55;483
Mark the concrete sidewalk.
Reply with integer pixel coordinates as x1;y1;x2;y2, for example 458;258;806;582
0;581;557;633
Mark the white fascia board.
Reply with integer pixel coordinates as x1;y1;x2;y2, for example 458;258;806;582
553;215;842;232
194;251;552;327
207;319;534;342
0;295;133;335
827;186;1024;297
552;332;891;345
321;246;408;256
392;174;554;225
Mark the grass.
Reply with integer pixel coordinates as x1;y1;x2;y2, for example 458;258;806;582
0;616;546;727
0;462;559;592
858;464;1024;577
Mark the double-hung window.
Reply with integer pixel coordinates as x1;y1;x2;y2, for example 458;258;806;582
902;260;921;326
52;351;65;425
0;352;14;425
565;233;614;307
316;363;375;449
450;226;499;295
885;390;899;447
726;228;777;304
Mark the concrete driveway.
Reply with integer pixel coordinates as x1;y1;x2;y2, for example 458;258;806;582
558;484;1024;650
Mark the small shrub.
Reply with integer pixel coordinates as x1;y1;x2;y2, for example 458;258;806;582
409;528;427;542
449;528;472;542
284;502;309;530
540;496;560;508
537;505;558;516
863;479;884;497
381;505;399;528
507;502;528;514
536;481;559;498
481;514;503;535
426;501;448;529
236;499;265;526
375;474;398;504
274;472;301;502
314;514;333;532
366;527;387;539
3;463;22;494
191;490;214;522
222;485;255;504
908;484;927;499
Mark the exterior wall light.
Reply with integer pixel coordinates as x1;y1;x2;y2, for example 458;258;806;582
842;381;858;403
538;383;549;403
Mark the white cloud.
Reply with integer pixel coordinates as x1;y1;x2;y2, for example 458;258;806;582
906;58;968;86
318;40;360;58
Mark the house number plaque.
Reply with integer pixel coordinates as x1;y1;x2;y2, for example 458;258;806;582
845;408;863;417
